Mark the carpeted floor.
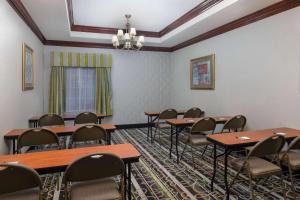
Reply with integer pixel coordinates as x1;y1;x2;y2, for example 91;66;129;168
44;128;300;200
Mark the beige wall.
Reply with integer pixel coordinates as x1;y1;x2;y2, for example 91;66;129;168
0;1;44;153
170;7;300;130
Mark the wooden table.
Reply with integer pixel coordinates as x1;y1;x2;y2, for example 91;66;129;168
207;127;300;200
166;116;231;163
4;124;116;154
29;114;109;128
144;110;205;142
0;144;140;200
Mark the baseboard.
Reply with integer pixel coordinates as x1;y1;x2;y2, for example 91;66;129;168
116;123;154;129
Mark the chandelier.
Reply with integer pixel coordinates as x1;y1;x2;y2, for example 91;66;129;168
112;14;145;50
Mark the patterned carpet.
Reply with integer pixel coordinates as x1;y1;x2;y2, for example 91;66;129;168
44;128;300;200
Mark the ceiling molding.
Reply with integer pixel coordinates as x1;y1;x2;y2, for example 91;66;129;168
171;0;300;51
159;0;224;36
7;0;300;52
45;40;173;52
7;0;46;44
67;0;224;38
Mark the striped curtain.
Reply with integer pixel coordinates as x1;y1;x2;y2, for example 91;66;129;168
49;51;113;115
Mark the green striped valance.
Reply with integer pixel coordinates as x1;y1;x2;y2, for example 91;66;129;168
50;51;112;68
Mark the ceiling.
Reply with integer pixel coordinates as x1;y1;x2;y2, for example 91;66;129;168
20;0;283;48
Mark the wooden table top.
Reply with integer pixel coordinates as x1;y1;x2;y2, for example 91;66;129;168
4;124;116;140
29;113;109;122
144;110;186;116
0;144;140;174
166;116;231;126
207;127;300;148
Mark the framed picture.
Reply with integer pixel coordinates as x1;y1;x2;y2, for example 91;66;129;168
190;54;215;90
22;43;34;91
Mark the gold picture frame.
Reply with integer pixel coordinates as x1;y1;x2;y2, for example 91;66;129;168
22;43;34;91
190;54;215;90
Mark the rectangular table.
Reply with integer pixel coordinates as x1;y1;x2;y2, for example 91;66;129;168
29;113;109;128
207;127;300;200
0;144;140;200
4;124;116;154
166;116;231;163
145;110;200;142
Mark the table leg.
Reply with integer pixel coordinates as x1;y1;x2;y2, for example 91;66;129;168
147;116;150;141
98;118;102;124
128;163;132;200
211;144;217;191
224;148;230;200
12;139;16;154
169;125;173;159
175;126;179;163
107;132;111;145
124;164;127;199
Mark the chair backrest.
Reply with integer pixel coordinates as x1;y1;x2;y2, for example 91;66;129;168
287;136;300;151
74;112;98;125
248;135;285;158
64;153;125;183
222;115;247;132
0;163;42;195
38;114;64;127
191;117;216;134
17;129;59;152
72;125;106;145
183;107;203;118
159;109;177;120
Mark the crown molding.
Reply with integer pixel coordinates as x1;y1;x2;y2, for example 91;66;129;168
44;40;172;52
7;0;300;52
7;0;46;44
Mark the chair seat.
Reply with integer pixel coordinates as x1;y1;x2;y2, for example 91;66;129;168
0;188;40;200
157;123;171;129
281;151;300;171
71;178;121;200
230;157;281;179
189;134;211;146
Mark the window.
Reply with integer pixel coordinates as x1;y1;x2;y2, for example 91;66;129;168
65;67;96;114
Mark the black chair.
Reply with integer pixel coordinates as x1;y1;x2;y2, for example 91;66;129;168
38;114;64;127
74;112;98;125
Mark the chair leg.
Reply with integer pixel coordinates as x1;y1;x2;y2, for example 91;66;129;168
229;167;243;190
280;172;286;200
201;145;208;158
248;174;256;200
180;142;188;161
288;165;297;197
191;145;195;169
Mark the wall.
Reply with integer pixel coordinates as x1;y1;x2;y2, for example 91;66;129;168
170;7;300;130
0;1;44;153
44;46;171;124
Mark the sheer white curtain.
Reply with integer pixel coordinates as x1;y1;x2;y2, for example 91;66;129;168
65;67;96;114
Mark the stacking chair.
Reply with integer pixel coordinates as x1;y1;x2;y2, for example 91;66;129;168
17;128;60;153
229;135;286;199
70;125;107;148
281;136;300;197
180;117;216;167
0;163;43;200
63;153;125;200
221;115;247;133
153;109;177;145
38;114;64;127
183;107;203;118
74;112;98;125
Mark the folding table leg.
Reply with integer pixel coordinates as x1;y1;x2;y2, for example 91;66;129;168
169;125;173;158
211;144;217;191
147;116;150;141
224;148;230;200
175;127;179;163
128;163;132;200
